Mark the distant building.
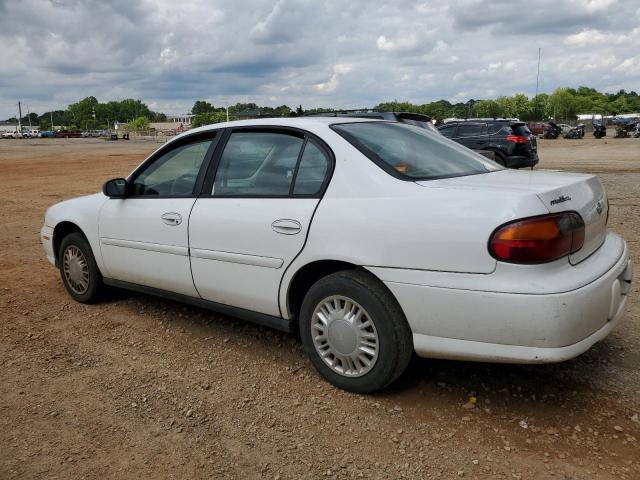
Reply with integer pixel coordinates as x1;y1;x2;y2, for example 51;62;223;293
149;122;189;135
167;114;194;126
0;121;18;133
577;114;603;121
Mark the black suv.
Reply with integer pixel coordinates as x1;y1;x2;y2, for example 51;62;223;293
438;119;539;169
307;110;439;134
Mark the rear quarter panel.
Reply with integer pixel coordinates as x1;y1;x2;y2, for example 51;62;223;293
279;131;549;317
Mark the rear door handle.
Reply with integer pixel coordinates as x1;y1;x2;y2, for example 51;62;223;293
271;219;301;235
161;212;182;226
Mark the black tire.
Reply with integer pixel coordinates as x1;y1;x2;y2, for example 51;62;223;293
58;232;105;304
299;270;413;393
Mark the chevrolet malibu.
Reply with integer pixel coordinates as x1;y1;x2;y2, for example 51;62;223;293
41;118;633;393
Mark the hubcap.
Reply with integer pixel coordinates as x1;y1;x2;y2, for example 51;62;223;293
62;245;89;295
311;295;379;377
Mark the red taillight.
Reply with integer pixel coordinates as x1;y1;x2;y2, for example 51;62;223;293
506;134;529;143
489;213;585;264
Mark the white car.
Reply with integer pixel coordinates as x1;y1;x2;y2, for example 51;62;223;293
2;131;20;139
41;118;633;393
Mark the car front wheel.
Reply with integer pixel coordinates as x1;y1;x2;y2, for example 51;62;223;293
58;232;105;303
299;270;413;393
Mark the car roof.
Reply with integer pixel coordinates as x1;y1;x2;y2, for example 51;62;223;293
184;116;384;137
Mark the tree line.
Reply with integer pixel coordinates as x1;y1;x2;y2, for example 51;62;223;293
374;87;640;122
4;96;166;131
190;87;640;127
5;87;640;130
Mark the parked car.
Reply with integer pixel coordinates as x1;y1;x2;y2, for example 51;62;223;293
527;121;549;136
41;118;632;393
39;130;55;138
21;129;39;138
55;129;82;138
82;130;108;138
2;131;20;139
310;111;500;160
438;119;539;168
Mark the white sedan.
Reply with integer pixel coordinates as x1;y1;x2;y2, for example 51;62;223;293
41;117;633;393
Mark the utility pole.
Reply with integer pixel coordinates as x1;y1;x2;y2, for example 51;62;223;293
50;111;54;131
18;101;22;134
535;48;541;120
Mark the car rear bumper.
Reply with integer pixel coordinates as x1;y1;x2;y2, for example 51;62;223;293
505;153;539;169
367;232;632;363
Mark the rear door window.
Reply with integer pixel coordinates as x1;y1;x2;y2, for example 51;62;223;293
213;132;303;196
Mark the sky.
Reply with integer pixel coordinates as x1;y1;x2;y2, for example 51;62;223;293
1;0;639;119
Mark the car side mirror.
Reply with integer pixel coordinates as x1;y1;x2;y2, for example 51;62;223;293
103;178;128;198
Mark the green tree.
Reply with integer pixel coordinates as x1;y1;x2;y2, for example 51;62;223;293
511;93;532;120
67;96;99;129
475;99;502;118
192;111;232;128
126;116;150;131
546;88;577;121
191;100;215;115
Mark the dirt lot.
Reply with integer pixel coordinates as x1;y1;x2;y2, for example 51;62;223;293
1;136;639;479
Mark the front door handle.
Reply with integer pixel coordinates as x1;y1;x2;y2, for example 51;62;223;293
271;219;301;235
161;212;182;226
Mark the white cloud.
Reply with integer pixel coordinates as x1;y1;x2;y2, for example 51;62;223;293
315;64;353;93
376;34;418;52
564;29;626;47
0;0;639;118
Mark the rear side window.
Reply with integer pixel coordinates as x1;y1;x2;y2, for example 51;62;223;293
457;123;487;137
293;140;329;195
488;123;510;134
511;124;532;136
333;122;501;180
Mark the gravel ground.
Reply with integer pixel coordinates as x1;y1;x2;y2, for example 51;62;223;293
1;135;639;479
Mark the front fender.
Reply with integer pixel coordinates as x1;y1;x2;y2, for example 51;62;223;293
45;193;108;273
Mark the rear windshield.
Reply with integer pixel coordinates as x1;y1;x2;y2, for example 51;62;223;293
332;122;501;180
398;118;439;133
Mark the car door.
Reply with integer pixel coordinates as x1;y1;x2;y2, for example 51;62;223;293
99;132;218;296
189;128;333;316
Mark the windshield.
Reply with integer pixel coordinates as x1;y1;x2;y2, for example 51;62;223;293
332;122;501;180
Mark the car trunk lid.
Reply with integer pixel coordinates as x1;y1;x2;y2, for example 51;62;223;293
416;169;607;264
536;174;607;264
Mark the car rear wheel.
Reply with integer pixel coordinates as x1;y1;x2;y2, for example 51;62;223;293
59;232;105;303
299;270;413;393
